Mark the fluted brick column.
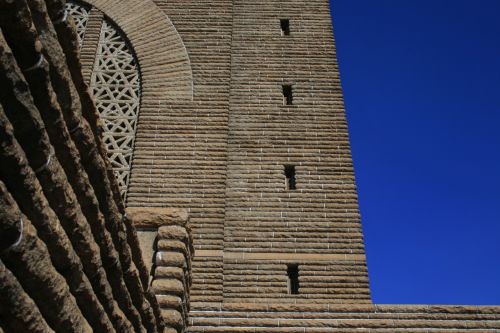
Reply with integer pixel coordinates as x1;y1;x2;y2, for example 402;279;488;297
30;0;159;331
0;180;92;333
0;0;162;331
0;26;142;331
44;3;159;332
0;260;54;333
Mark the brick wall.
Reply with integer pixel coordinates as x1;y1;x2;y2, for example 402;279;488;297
131;0;234;302
123;0;371;303
79;0;498;312
188;304;500;332
127;0;371;303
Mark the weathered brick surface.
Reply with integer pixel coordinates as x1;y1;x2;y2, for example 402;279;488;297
0;0;161;331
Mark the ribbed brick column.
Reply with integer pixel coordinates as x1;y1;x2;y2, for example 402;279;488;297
0;0;163;331
0;261;54;333
0;180;92;333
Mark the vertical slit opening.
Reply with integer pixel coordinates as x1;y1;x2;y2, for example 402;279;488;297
284;165;296;190
287;264;299;294
280;19;290;36
282;85;293;105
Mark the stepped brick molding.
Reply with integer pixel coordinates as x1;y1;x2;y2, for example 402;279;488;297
129;207;191;230
128;207;194;333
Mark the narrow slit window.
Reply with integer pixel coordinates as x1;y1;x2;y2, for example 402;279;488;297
284;165;296;190
287;264;299;294
280;19;290;36
282;85;293;105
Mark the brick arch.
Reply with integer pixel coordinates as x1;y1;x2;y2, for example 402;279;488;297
84;0;194;101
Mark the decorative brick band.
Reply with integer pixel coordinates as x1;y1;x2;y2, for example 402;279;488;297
83;0;193;101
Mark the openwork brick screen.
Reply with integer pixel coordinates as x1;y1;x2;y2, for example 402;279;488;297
66;1;141;199
64;1;89;49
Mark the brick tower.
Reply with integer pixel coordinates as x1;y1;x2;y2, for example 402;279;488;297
1;0;499;331
215;0;370;304
119;0;371;305
66;0;370;305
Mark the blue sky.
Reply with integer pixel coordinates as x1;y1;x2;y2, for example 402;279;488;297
331;0;500;305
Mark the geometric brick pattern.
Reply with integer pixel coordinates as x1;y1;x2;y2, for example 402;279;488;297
64;1;90;49
84;0;194;101
67;2;141;198
90;20;140;198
